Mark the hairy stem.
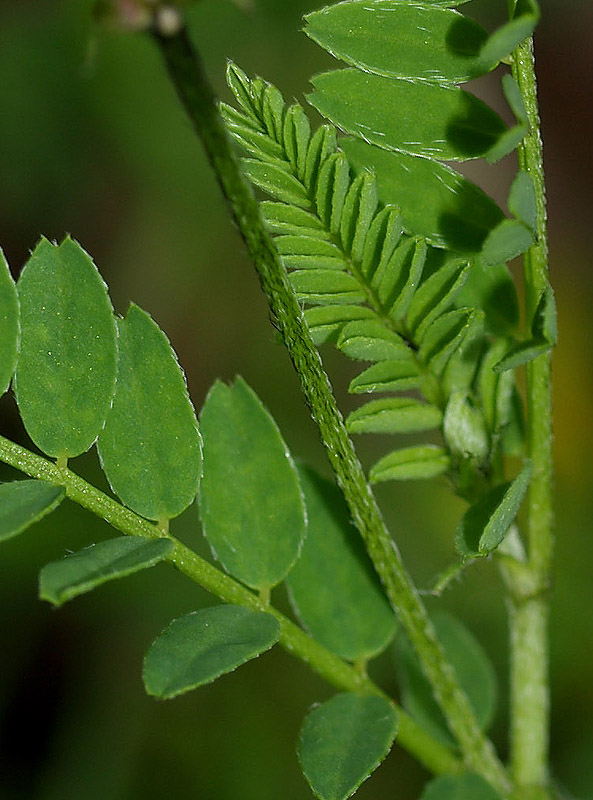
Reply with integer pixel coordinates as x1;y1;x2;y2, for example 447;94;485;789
509;36;554;796
0;432;461;777
151;23;510;791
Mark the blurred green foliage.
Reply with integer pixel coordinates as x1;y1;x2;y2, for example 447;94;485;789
0;1;592;798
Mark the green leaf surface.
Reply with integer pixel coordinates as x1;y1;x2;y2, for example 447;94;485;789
298;693;398;800
456;462;532;557
347;398;442;435
341;138;505;253
454;260;518;336
305;2;492;84
370;446;450;483
304;305;375;345
508;170;537;232
0;249;19;397
262;201;329;238
143;605;280;699
290;269;366;305
349;359;420;394
494;285;556;371
39;536;173;607
0;480;64;543
309;70;508;162
361;206;404;280
287;467;396;661
407;259;470;338
421;773;504;800
418;308;474;375
337;320;409;362
15;237;117;459
396;611;497;747
198;378;306;591
97;304;201;522
243;159;310;208
479;0;539;67
340;172;379;262
284;103;312;181
480;218;534;267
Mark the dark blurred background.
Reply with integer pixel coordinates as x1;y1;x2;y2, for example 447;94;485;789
0;0;591;797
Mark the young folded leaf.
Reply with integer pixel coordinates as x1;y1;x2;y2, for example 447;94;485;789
305;2;492;84
143;605;280;699
347;397;442;435
97;303;201;522
455;462;532;557
308;70;508;162
0;249;19;398
198;377;306;591
443;392;489;464
0;480;64;543
15;237;117;459
396;611;497;748
287;467;396;661
298;693;398;800
420;772;504;800
370;445;450;484
349;359;421;395
39;537;173;607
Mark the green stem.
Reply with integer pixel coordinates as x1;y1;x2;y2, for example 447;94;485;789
151;24;509;792
508;36;554;796
0;433;460;778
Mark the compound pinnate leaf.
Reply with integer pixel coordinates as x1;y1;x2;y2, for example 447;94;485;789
396;611;497;747
298;693;398;800
0;480;64;543
198;377;306;591
97;304;201;522
15;237;117;459
370;445;450;483
421;773;504;800
308;70;507;162
455;462;532;557
39;537;173;607
287;467;396;661
341;138;505;253
290;269;366;305
347;398;442;435
0;249;19;398
305;2;491;84
143;605;280;699
242;159;311;208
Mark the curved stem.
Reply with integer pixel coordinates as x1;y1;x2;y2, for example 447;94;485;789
151;24;509;792
0;432;461;777
508;36;554;796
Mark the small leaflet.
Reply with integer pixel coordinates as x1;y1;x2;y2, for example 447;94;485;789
298;693;398;800
420;773;504;800
0;480;64;543
455;462;532;557
39;536;173;607
143;605;280;699
15;237;118;459
0;249;19;398
97;304;202;522
198;377;306;591
287;466;396;661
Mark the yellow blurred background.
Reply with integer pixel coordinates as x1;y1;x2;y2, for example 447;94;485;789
0;1;591;797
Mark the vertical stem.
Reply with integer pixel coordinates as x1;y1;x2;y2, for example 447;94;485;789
509;36;554;795
151;24;510;792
